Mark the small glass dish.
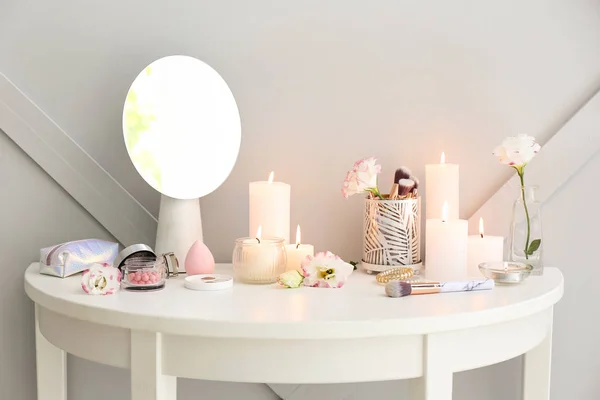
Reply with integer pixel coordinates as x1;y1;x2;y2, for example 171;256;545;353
232;237;287;284
121;256;168;291
478;261;533;284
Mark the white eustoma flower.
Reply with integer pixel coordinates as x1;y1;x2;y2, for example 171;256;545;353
493;134;540;168
301;251;354;288
277;270;304;288
342;157;382;198
81;263;121;295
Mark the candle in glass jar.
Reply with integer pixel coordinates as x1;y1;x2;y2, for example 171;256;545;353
425;201;468;280
233;226;287;284
467;218;504;277
425;152;459;220
249;171;290;244
285;225;314;272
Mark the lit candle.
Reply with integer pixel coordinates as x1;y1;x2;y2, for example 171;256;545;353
425;152;459;220
425;201;468;280
233;226;287;283
249;171;291;244
467;218;504;277
285;225;315;272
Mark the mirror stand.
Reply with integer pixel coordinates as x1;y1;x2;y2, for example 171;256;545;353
155;195;203;273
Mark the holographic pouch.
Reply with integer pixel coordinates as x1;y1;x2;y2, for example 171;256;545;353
40;239;119;278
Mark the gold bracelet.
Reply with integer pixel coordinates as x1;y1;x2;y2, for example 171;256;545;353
376;267;414;284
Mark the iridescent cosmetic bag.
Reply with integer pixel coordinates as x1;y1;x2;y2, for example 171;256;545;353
40;239;119;278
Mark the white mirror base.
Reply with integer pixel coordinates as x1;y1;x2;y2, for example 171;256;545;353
155;195;203;272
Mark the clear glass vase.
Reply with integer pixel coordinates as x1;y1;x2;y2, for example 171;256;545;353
509;186;543;275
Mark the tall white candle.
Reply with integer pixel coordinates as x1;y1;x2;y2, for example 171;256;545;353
426;202;468;280
249;171;290;244
285;225;315;272
425;152;459;220
467;218;504;277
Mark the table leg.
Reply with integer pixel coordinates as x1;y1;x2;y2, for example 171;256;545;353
35;305;67;400
131;331;177;400
522;309;553;400
409;334;453;400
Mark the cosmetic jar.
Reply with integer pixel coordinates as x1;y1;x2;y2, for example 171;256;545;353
121;253;178;291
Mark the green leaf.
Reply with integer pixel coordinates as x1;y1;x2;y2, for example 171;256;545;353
526;239;541;255
349;261;359;270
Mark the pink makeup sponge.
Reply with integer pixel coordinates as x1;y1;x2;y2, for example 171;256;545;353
185;240;215;275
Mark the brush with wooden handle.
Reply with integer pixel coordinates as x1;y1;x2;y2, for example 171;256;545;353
385;279;494;298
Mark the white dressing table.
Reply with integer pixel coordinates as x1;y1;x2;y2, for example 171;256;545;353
25;263;563;400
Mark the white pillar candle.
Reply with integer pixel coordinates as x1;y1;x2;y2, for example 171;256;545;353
426;202;468;280
249;171;291;244
425;152;459;220
467;218;504;277
285;225;315;272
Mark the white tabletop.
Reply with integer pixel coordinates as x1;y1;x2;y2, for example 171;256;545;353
25;263;563;339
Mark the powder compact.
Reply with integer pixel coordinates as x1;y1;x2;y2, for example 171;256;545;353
184;274;233;291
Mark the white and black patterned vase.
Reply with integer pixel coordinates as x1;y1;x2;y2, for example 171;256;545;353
362;197;422;272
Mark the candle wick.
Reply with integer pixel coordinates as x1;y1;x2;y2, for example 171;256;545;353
480;233;484;239
296;243;300;249
256;237;261;244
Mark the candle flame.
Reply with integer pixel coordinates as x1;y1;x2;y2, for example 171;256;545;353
442;201;448;222
268;171;274;183
479;217;484;238
295;225;301;248
256;225;262;242
440;152;446;164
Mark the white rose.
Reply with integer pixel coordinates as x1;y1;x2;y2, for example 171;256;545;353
493;134;540;168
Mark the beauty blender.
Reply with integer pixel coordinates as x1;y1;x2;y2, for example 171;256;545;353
185;240;215;275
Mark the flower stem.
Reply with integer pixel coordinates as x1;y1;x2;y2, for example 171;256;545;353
370;187;385;200
518;171;531;259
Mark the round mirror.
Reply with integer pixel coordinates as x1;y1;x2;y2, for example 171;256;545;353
123;55;241;200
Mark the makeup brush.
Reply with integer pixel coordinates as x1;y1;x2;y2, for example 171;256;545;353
394;167;413;184
385;279;494;298
388;183;399;199
410;175;419;189
397;178;415;197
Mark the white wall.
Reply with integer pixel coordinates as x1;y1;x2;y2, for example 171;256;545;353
1;1;600;399
1;0;600;262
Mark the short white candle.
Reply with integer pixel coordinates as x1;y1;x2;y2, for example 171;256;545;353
425;152;459;220
467;218;504;277
249;171;290;244
425;201;468;280
285;225;314;272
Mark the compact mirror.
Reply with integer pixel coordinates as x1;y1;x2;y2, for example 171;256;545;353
123;55;241;268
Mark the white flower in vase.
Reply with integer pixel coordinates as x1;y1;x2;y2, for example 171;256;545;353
493;134;542;259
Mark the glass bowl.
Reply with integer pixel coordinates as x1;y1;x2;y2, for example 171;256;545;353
478;261;533;284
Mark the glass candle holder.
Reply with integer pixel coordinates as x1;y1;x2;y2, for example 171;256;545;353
232;237;287;284
121;255;168;291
